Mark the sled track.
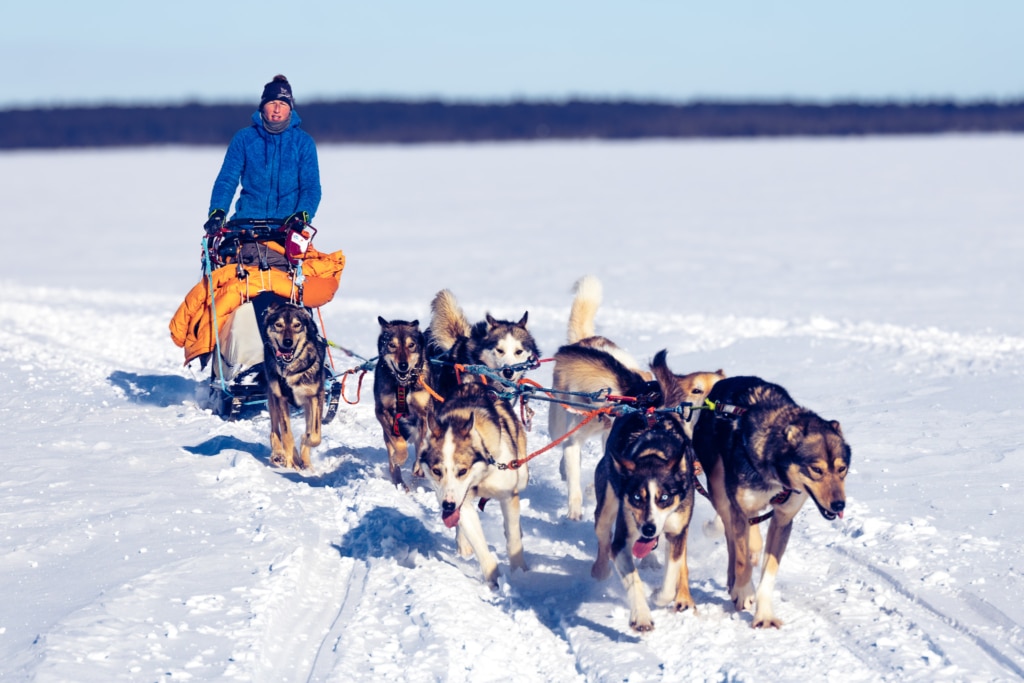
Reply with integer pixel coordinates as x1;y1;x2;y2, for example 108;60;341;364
305;561;369;683
829;544;1024;680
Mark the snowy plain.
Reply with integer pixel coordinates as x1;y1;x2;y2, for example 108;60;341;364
1;133;1023;682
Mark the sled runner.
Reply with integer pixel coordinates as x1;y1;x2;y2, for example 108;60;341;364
169;218;346;422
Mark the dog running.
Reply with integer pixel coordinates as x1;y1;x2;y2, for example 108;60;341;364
549;275;725;520
419;382;530;588
427;289;540;398
262;300;326;470
692;376;851;628
590;349;701;632
373;317;436;489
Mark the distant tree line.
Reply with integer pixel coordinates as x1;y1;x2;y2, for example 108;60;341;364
2;99;1023;149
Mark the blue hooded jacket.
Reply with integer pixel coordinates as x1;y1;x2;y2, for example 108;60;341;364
209;110;321;221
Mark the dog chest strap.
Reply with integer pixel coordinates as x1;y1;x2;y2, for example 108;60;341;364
393;385;408;435
747;488;798;525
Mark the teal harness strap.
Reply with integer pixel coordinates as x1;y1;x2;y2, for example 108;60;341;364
203;237;230;395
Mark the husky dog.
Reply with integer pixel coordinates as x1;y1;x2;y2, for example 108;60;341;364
427;289;540;397
549;275;725;520
262;301;326;470
420;382;530;587
591;350;699;632
373;317;434;489
692;376;851;628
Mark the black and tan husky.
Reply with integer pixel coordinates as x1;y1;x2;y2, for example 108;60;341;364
591;350;700;632
262;301;326;470
692;376;851;628
373;317;434;489
427;289;540;398
420;382;529;588
550;275;725;520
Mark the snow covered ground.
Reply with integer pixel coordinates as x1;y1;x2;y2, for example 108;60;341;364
1;133;1023;682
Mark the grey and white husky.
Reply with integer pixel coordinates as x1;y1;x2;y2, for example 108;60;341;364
427;288;540;397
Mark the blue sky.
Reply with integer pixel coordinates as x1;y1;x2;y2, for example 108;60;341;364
5;0;1022;108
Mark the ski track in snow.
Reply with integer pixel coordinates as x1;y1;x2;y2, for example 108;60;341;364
2;284;1023;682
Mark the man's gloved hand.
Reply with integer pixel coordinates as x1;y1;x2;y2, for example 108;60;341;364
283;211;309;232
204;209;226;234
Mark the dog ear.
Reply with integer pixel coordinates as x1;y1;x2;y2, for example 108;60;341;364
785;424;804;447
612;452;637;474
517;311;529;327
410;319;419;328
378;315;389;327
424;411;442;440
829;420;843;437
485;313;498;328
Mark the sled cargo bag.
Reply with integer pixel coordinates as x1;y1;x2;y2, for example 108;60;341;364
169;244;345;365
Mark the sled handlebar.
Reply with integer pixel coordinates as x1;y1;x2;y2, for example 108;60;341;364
217;218;288;243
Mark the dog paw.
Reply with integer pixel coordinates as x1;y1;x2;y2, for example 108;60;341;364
510;558;529;573
752;613;783;629
702;515;725;538
653;589;695;614
566;500;584;521
731;585;756;612
674;600;696;614
629;612;655;633
270;453;287;467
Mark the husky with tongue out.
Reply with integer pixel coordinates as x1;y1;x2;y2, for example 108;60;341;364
591;350;699;633
420;382;529;588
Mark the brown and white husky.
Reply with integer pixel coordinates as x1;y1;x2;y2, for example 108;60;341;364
419;382;530;587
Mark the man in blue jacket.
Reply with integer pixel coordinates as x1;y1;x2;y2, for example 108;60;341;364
204;75;322;235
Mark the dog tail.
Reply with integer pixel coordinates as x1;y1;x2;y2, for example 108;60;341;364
429;289;472;352
567;275;602;344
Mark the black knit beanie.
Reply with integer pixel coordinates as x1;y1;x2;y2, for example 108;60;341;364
260;75;294;109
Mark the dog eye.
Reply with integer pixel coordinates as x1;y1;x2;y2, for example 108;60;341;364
431;467;442;477
658;493;671;505
810;466;824;476
630;492;642;503
457;468;468;478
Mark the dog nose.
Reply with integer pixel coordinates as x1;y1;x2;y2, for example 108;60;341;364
442;501;456;514
281;338;293;349
502;367;514;379
831;500;846;513
641;523;657;538
398;361;409;372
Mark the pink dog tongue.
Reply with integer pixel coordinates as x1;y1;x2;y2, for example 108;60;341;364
633;537;658;559
442;508;461;529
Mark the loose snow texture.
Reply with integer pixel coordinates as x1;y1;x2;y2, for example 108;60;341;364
1;135;1023;683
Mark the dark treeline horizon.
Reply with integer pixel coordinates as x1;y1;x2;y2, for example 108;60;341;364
3;98;1024;149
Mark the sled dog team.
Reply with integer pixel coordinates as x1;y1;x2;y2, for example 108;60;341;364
368;275;851;632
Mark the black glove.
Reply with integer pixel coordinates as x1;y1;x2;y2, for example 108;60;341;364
283;211;308;232
204;209;226;234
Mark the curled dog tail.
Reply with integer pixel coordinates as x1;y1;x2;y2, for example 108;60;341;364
429;289;472;352
567;275;602;344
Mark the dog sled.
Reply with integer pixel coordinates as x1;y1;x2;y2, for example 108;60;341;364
169;218;346;421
